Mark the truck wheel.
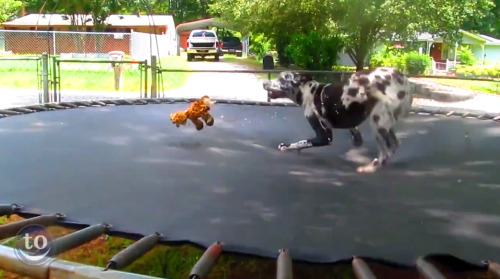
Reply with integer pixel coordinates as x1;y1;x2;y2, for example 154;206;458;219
187;54;193;61
214;54;220;61
237;52;242;57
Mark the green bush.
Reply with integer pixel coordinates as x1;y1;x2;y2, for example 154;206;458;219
285;30;343;70
455;64;500;78
369;45;403;70
405;52;432;75
457;45;478;66
369;46;415;73
249;33;273;61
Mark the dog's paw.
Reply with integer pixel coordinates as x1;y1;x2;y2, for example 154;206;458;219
278;143;290;151
356;159;380;173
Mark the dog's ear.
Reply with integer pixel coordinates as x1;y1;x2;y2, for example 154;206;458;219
299;74;313;82
294;73;313;85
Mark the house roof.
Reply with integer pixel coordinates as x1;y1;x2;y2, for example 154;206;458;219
416;29;500;45
1;13;174;27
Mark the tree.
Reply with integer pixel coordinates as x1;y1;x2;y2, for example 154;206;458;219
209;0;336;65
210;0;495;70
0;0;22;23
331;0;495;70
461;0;500;37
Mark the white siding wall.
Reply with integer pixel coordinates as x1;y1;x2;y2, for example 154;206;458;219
484;45;500;64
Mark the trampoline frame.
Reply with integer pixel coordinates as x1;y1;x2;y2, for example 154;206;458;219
1;98;500;279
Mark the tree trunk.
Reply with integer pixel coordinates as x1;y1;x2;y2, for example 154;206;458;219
355;58;365;71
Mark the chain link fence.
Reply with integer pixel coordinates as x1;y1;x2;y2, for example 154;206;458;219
0;29;131;56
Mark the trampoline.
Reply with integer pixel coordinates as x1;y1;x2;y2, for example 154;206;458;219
1;98;500;271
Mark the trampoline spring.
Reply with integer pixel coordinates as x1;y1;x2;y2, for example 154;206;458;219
118;99;135;105
50;223;109;256
44;103;68;110
58;102;79;108
0;214;63;240
92;101;107;106
189;241;223;279
416;257;447;279
489;261;500;278
352;256;377;279
276;249;292;279
11;107;36;114
26;105;50;111
104;232;161;271
72;101;92;107
134;99;149;105
0;109;23;116
0;204;20;218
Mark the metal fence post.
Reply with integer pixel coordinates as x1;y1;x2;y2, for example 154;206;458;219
150;55;157;98
41;52;50;103
51;56;58;102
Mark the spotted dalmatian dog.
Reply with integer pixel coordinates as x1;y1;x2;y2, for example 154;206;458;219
263;67;416;173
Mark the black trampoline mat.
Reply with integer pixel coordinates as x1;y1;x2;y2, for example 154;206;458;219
1;103;500;264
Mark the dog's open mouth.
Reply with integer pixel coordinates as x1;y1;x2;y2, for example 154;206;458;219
263;80;287;99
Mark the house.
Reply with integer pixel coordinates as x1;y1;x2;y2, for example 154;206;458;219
2;13;174;34
336;29;500;70
416;29;500;68
0;13;176;57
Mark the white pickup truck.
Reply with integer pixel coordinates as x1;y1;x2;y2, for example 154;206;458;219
186;29;220;61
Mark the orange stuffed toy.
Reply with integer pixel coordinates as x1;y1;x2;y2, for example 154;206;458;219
170;96;216;131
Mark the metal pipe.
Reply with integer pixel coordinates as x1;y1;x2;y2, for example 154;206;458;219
276;249;292;279
0;245;162;279
150;55;157;98
189;241;223;279
104;232;161;270
42;52;50;103
51;56;57;102
416;257;447;279
0;57;41;61
144;60;148;98
0;245;51;279
158;69;351;75
51;224;109;256
0;214;63;240
55;59;142;64
352;256;377;279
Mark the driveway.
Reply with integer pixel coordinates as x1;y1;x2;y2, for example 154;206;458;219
164;57;270;102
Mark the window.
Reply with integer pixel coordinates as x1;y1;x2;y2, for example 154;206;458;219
192;31;215;37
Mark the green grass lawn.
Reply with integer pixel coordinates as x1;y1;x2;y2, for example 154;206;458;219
416;78;500;95
0;55;191;92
